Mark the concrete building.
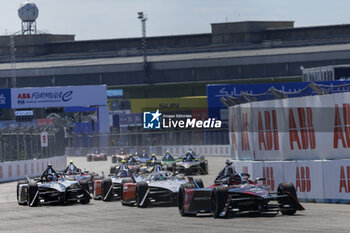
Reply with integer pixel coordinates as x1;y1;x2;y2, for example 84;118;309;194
2;21;350;98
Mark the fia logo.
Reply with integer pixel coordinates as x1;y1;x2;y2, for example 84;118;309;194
143;109;162;129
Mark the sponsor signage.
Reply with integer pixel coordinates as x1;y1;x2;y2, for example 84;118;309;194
15;110;33;116
11;85;107;109
130;96;207;113
40;132;48;147
229;91;350;160
208;80;350;120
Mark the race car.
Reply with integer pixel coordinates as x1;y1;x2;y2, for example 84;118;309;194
122;164;200;207
110;156;141;174
178;160;305;218
135;150;152;163
94;161;142;201
111;148;131;163
172;150;208;175
138;154;159;174
161;151;181;170
17;164;91;207
64;160;100;193
87;148;107;161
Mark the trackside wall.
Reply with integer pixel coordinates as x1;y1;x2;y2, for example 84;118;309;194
232;159;350;203
228;91;350;202
0;156;67;183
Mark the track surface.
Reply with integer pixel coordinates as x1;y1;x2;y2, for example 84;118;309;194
0;156;350;233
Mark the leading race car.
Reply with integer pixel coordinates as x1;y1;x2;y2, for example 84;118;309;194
172;150;208;175
122;164;200;208
17;164;91;207
178;160;304;218
87;148;107;161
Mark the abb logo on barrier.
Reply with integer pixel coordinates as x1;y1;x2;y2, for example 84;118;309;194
334;104;350;149
258;110;279;151
262;166;274;191
289;108;316;150
230;114;238;151
230;113;250;151
241;113;250;151
296;166;311;192
339;166;350;193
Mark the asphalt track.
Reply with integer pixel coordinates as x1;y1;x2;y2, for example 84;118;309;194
0;156;349;233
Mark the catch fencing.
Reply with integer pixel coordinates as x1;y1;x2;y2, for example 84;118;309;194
0;124;66;162
67;128;229;148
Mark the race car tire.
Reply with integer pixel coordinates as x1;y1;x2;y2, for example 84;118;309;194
277;182;298;215
121;178;134;200
189;177;204;189
110;166;117;175
27;181;39;207
136;182;149;208
200;161;209;175
111;155;117;163
211;186;228;218
178;183;196;216
101;178;113;202
87;155;92;162
17;181;26;205
79;180;91;204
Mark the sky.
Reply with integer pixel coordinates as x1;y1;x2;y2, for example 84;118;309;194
1;0;350;40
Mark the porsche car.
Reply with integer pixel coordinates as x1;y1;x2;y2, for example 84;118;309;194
17;164;91;207
122;164;199;207
172;151;208;175
87;148;107;161
178;160;304;218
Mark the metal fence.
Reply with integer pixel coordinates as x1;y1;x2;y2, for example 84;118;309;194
0;124;66;162
68;128;229;148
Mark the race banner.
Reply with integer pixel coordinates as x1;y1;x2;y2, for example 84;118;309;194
11;85;107;109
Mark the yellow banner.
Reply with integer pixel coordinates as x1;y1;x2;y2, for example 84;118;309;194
130;96;207;113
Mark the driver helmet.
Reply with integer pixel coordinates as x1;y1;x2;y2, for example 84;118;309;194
151;154;157;161
47;173;58;182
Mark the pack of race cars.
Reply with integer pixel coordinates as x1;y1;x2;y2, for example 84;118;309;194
16;149;304;218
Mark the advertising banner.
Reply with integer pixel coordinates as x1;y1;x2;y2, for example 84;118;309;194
323;160;350;202
229;91;350;161
283;161;324;201
40;132;48;147
11;85;107;109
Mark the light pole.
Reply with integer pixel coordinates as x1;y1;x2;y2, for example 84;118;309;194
137;12;147;66
10;35;16;88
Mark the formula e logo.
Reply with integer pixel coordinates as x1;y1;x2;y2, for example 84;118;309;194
143;110;162;129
